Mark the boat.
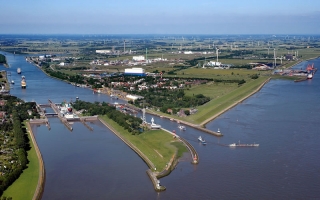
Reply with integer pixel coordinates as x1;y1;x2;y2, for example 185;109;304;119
198;136;206;144
11;80;14;84
307;73;313;79
178;125;186;131
76;97;79;100
17;68;21;74
21;76;26;89
229;141;259;147
150;117;161;129
217;128;220;133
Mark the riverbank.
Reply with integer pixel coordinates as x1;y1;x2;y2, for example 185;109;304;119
2;122;44;200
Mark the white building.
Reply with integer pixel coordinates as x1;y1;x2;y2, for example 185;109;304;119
124;68;146;76
133;56;145;61
207;61;222;66
96;50;111;54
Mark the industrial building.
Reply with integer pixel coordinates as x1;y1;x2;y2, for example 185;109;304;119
132;56;145;61
96;50;111;54
124;68;146;76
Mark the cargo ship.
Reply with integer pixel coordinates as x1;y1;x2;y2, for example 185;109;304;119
21;76;26;89
17;68;21;74
306;63;316;79
229;141;259;147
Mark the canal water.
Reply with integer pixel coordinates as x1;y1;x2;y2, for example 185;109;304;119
1;51;320;199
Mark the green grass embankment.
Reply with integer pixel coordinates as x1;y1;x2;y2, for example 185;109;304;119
2;123;39;200
185;76;269;125
99;116;187;171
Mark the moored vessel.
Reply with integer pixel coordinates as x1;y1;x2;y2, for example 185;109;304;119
21;76;26;88
178;125;186;131
17;68;21;74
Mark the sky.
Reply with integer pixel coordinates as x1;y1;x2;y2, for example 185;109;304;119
1;0;320;35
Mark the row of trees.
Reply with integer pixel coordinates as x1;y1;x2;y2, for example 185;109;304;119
131;88;210;112
71;100;143;134
0;95;37;196
0;54;7;64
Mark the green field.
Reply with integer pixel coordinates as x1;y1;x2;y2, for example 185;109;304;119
189;76;269;124
2;125;39;200
100;116;187;171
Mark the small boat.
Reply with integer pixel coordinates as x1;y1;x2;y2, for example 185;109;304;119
17;68;21;74
217;128;220;133
11;80;14;84
307;73;313;79
178;125;186;131
198;136;206;144
76;97;79;100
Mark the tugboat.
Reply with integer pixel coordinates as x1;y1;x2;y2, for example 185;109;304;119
198;136;206;145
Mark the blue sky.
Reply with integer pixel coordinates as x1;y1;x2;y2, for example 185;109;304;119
1;0;319;34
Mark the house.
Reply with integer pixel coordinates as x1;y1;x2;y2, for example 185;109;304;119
0;111;6;118
0;100;6;106
177;109;187;117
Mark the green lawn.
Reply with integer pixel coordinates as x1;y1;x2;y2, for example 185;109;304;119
100;116;187;171
189;76;269;124
2;125;39;200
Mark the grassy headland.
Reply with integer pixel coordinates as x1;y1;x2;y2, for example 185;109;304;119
100;115;187;171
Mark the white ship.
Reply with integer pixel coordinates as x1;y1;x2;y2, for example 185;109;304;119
198;136;206;144
150;117;161;129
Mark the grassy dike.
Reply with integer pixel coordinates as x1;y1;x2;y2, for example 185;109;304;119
99;115;187;172
2;123;40;200
192;76;270;125
146;76;270;126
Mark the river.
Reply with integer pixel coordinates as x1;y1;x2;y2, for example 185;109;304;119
1;51;320;199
